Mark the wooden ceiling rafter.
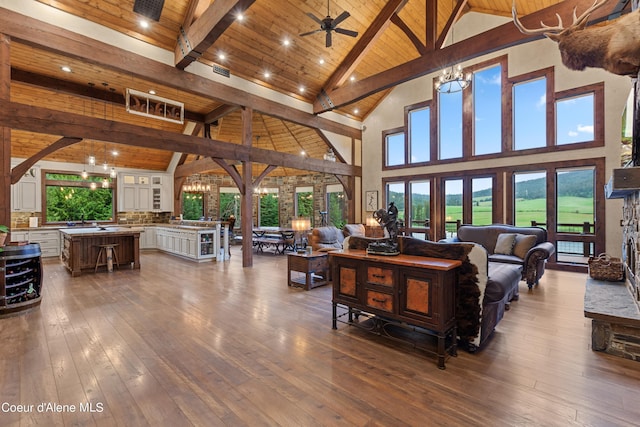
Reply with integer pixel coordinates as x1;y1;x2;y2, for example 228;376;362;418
11;68;208;123
1;99;361;177
389;14;427;56
314;0;407;113
0;8;361;139
11;136;82;184
204;104;240;124
252;165;276;189
315;0;618;112
436;0;469;50
175;0;257;69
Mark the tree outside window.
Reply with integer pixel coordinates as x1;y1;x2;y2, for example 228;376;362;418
45;172;114;223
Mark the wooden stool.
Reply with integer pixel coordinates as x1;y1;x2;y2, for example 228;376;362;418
95;244;120;273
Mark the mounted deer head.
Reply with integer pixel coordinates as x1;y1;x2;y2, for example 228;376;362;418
512;0;640;76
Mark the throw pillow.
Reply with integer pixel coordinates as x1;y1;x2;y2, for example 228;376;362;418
513;234;537;259
494;233;517;255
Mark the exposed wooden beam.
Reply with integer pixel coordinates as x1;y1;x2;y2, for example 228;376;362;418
0;8;360;139
213;158;243;192
253;165;276;187
314;0;618;113
436;0;469;50
315;0;406;112
0;100;361;177
204;104;240;124
425;0;437;50
390;14;426;56
175;0;257;69
11;68;206;123
11;136;82;184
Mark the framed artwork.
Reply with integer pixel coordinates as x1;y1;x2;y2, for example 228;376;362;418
365;191;378;211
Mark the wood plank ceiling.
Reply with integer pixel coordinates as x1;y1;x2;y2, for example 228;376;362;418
5;0;569;175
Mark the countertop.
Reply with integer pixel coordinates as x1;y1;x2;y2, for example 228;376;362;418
59;227;143;237
13;222;229;232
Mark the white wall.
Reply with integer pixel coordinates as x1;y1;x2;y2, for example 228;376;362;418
362;12;632;256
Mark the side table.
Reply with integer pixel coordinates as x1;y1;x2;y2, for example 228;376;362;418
287;252;329;290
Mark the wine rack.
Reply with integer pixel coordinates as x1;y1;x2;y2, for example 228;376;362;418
0;243;43;316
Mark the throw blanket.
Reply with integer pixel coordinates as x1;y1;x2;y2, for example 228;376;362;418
347;235;487;347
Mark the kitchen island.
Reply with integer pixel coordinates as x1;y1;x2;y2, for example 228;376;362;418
60;227;141;276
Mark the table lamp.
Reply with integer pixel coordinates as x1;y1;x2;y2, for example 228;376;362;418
292;218;311;251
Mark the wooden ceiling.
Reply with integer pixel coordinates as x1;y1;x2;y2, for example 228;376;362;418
3;0;605;175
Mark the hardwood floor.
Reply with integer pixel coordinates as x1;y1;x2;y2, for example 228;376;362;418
1;248;639;426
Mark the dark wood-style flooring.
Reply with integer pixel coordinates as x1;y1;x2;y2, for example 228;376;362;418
1;248;639;426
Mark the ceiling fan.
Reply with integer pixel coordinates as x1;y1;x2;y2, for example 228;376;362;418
299;0;358;48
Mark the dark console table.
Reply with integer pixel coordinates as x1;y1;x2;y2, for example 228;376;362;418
330;249;460;369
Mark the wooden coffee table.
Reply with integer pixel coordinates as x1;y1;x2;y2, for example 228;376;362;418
287;251;329;290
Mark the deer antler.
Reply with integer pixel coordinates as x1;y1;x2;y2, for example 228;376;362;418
512;0;608;36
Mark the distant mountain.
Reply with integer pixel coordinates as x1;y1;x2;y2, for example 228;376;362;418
387;170;593;206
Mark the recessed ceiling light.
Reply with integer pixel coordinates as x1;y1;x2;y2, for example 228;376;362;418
319;58;325;65
264;71;271;78
112;150;118;156
148;89;156;95
350;76;356;82
236;13;244;21
300;150;306;156
283;38;290;46
61;66;72;73
299;86;305;93
354;108;359;114
218;53;226;61
140;20;149;29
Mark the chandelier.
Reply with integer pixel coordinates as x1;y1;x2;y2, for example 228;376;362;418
183;180;211;193
435;64;471;94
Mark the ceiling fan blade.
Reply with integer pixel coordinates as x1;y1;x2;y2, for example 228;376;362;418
299;29;323;37
326;31;332;48
334;28;358;37
306;12;323;25
331;11;351;27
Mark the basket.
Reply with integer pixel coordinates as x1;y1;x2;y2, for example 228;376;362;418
588;253;624;281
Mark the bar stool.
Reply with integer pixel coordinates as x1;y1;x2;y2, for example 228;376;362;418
95;244;120;273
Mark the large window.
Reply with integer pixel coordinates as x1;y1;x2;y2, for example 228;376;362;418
295;186;314;226
513;78;547;150
556;93;595;145
182;193;204;220
258;189;279;227
44;172;114;223
472;177;493;225
409;180;430;239
384;130;405;167
219;187;241;223
385;182;405;225
443;179;463;236
408;105;430;163
438;91;463;159
473;65;502;155
326;184;346;228
514;171;546;226
556;168;595;263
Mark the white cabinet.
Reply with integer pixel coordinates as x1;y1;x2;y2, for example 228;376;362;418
155;227;208;261
28;229;60;257
12;167;40;212
151;175;173;212
140;226;157;249
119;174;151;212
10;230;29;243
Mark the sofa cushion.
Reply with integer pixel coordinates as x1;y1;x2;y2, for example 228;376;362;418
494;233;517;255
513;234;537;259
489;253;525;265
484;263;522;304
343;223;365;237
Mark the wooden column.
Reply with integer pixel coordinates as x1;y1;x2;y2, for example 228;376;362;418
0;34;11;232
240;107;253;267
